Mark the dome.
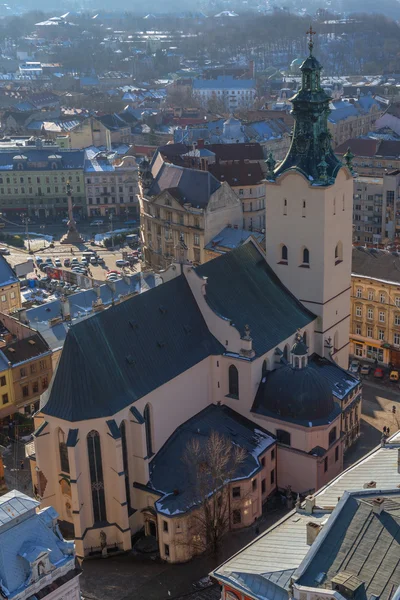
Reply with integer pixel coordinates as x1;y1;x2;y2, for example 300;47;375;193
261;364;334;421
300;54;322;72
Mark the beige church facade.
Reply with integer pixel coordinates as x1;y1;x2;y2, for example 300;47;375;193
28;43;362;564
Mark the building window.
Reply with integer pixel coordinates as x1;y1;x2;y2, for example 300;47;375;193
32;381;39;393
228;365;239;398
261;479;266;494
164;544;170;557
324;456;328;472
120;421;131;509
270;469;275;485
329;427;337;445
271;448;275;460
144;404;153;457
232;486;241;498
355;306;362;317
367;326;373;338
163;521;168;533
367;308;373;320
380;292;386;303
0;376;6;386
2;394;8;405
232;509;241;524
281;245;288;263
302;247;310;265
355;324;361;335
194;234;200;246
283;198;287;215
335;446;339;462
395;314;400;326
379;311;385;323
335;242;343;264
87;430;107;524
356;288;362;298
395;297;400;308
22;385;29;398
276;429;291;446
252;479;257;491
20;367;26;378
42;376;48;389
59;429;70;473
394;333;400;346
39;359;46;371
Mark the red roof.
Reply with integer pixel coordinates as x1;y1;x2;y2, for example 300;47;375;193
335;138;379;158
209;143;264;162
208;161;264;186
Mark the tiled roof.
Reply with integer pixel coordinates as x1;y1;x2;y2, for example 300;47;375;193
352;246;400;284
209;143;264;161
40;275;224;422
150;404;275;516
0;149;85;171
196;243;315;356
2;333;50;366
205;227;264;253
208;161;264;186
335;138;380;157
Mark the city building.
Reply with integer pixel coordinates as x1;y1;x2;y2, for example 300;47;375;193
0;148;86;219
28;44;359;563
0;490;81;600
374;102;400;137
193;76;256;110
0;256;21;313
328;95;383;148
335;138;400;177
352;176;383;244
350;246;400;366
0;331;53;414
138;147;243;269
208;160;265;231
85;151;139;218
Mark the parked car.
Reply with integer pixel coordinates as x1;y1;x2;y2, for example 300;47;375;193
116;259;129;267
107;270;121;275
54;258;61;267
90;256;97;265
374;367;385;379
45;257;53;264
97;257;105;265
91;219;104;226
360;364;371;376
71;258;79;265
64;258;71;267
0;248;10;255
35;255;43;264
390;370;399;381
349;360;360;374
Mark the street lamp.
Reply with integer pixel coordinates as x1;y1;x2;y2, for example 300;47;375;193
20;213;31;253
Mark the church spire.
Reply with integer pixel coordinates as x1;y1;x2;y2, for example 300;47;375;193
273;26;342;185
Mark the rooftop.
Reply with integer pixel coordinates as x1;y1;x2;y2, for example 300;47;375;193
193;76;255;90
204;228;264;253
208;161;264;187
352;246;400;285
1;333;50;366
0;256;18;287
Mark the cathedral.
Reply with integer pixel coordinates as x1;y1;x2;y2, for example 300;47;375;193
29;39;362;564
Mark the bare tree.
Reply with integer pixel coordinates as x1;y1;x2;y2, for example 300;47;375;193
182;431;247;556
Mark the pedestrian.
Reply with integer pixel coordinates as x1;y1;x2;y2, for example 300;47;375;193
20;460;24;470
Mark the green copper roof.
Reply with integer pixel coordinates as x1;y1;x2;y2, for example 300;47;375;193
273;47;342;185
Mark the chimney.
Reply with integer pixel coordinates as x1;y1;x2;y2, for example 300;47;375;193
363;481;376;489
305;495;315;514
197;138;204;149
372;497;385;515
306;521;322;546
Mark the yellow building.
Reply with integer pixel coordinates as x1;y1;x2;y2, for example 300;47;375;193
0;353;15;419
351;246;400;366
0;256;21;314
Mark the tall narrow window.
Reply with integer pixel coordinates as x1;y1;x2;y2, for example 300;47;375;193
335;242;343;265
302;200;306;217
228;365;239;398
120;421;131;509
283;198;287;215
303;248;310;265
281;245;288;263
59;429;70;474
144;404;153;457
87;430;107;524
333;197;336;215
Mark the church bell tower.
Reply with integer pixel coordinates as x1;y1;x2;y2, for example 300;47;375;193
265;27;353;369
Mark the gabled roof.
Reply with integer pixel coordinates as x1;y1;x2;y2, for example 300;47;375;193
352;246;400;284
2;333;50;366
40;275;224;422
0;255;18;286
196;243;315;356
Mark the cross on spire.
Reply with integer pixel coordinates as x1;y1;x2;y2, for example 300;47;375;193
306;24;316;54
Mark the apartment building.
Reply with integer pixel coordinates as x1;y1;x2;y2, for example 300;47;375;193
193;76;256;110
0;148;85;218
335;138;400;177
351;246;400;366
328;96;383;148
85;152;139;217
353;176;383;244
0;256;21;313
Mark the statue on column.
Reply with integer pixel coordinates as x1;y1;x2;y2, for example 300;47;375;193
60;179;84;244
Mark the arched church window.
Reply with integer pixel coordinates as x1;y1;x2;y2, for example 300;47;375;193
58;429;70;474
335;242;343;265
120;421;131;509
303;248;310;265
87;430;107;524
283;198;287;215
228;365;239;398
302;200;306;218
281;245;288;263
144;404;153;457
